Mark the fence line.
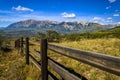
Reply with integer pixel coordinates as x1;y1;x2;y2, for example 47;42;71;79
48;43;120;76
15;37;120;80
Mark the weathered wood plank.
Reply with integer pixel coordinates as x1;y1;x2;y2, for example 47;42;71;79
30;50;41;58
25;37;29;65
48;58;87;80
48;71;59;80
20;37;23;54
48;43;120;76
41;39;48;80
29;54;41;70
15;39;20;49
29;53;58;80
48;75;54;80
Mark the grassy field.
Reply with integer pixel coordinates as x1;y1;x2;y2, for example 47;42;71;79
48;38;120;80
59;38;120;56
0;49;42;80
0;38;120;80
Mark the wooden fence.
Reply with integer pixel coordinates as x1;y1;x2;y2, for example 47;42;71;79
15;37;120;80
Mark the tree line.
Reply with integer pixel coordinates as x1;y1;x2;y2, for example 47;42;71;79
35;27;120;42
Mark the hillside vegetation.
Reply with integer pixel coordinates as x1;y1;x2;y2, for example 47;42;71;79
29;38;120;80
48;38;120;80
0;38;120;80
0;39;40;80
62;26;120;41
34;26;120;42
0;27;120;80
1;19;109;38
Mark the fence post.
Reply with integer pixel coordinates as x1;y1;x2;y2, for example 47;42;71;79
41;39;48;80
16;39;20;50
15;40;17;48
20;37;23;54
26;37;29;65
17;39;20;49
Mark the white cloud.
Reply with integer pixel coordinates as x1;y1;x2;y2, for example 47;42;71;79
108;0;116;3
106;6;111;9
107;17;112;22
93;17;104;21
117;22;120;24
115;22;120;26
92;17;105;24
107;17;112;20
61;12;76;18
113;13;119;16
12;5;34;12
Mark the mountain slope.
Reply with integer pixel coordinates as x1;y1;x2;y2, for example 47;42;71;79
7;19;107;33
1;19;110;38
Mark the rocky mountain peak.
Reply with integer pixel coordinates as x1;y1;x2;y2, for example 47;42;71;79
7;19;110;33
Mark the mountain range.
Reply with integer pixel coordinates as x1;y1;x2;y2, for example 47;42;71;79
0;19;119;38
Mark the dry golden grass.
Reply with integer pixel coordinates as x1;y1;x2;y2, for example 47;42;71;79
59;38;120;56
48;38;120;80
0;48;41;80
1;38;120;80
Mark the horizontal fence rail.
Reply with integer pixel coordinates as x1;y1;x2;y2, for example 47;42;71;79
48;43;120;76
15;38;120;80
30;50;41;58
29;54;41;70
48;57;87;80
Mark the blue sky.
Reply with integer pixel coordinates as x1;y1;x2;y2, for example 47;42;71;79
0;0;120;27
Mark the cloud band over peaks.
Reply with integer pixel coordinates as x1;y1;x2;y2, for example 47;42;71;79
12;5;34;12
61;12;76;18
